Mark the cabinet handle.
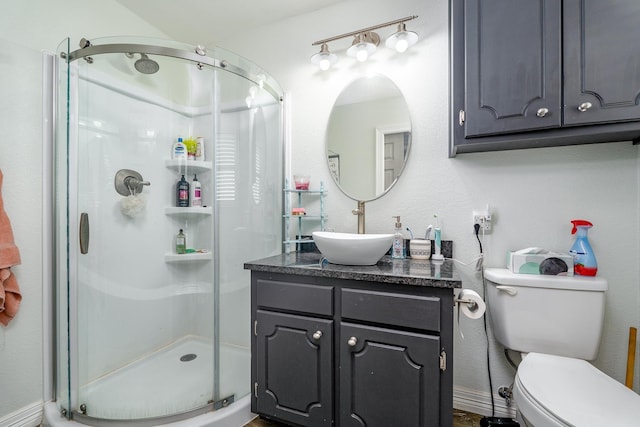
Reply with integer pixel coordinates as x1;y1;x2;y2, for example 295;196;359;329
536;107;549;117
578;102;593;112
312;331;322;340
347;337;358;347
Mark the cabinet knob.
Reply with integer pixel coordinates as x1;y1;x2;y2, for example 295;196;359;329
347;337;358;347
536;107;549;117
578;102;593;112
312;331;323;340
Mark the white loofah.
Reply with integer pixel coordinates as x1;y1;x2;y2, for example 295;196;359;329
121;194;146;218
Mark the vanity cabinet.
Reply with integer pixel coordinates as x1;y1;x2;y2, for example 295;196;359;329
253;279;334;426
249;261;457;427
451;0;640;155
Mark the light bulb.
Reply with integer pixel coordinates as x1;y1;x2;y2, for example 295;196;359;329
385;23;418;54
395;37;409;53
311;43;337;71
356;46;369;62
319;57;331;71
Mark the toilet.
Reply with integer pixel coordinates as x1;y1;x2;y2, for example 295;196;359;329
484;268;640;426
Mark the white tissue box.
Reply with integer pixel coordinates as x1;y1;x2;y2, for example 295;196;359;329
508;250;574;276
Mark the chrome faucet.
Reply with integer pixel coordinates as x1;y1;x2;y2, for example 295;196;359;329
352;201;365;234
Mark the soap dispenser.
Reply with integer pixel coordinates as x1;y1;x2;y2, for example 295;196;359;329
569;219;597;276
392;216;406;259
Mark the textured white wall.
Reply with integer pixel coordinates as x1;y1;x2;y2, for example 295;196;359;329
220;0;640;411
0;37;44;421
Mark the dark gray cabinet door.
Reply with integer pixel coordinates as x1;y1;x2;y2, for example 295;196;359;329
339;322;441;427
256;310;333;427
464;0;562;136
563;0;640;125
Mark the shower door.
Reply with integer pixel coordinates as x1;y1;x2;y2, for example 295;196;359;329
54;38;283;424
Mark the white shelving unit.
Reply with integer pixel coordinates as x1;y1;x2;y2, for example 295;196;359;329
283;179;327;254
165;158;214;263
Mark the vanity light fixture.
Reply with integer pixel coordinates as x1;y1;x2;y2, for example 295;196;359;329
311;43;338;71
385;22;418;53
311;15;418;70
347;32;380;62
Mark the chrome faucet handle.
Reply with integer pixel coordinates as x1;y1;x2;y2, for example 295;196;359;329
115;169;151;196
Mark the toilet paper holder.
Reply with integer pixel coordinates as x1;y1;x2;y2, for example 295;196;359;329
455;297;478;310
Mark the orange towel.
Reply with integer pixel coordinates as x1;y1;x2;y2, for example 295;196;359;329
0;169;21;326
0;269;21;326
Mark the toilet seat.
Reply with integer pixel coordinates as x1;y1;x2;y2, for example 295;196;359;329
514;353;640;426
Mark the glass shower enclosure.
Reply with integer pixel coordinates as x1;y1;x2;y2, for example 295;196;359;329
53;37;283;425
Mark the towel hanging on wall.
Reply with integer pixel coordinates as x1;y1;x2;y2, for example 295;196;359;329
0;169;21;326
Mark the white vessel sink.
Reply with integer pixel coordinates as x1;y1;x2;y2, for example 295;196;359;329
312;231;394;266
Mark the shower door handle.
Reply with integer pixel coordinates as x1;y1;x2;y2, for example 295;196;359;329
79;212;90;254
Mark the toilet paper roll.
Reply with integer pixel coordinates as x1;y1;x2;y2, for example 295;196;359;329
457;289;486;320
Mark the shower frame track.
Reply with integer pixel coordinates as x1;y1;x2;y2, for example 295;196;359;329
66;43;282;101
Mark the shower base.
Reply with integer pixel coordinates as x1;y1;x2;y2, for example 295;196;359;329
44;336;253;427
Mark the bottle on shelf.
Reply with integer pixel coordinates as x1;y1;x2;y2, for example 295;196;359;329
191;174;202;207
195;137;205;161
176;174;190;207
176;229;186;254
172;137;187;159
391;216;406;259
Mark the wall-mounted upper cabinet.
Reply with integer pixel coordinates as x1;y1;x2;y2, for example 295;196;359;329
451;0;640;156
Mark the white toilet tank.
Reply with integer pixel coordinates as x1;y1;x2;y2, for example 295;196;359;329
484;268;608;360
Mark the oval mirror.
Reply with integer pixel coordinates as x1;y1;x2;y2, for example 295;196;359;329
326;74;411;202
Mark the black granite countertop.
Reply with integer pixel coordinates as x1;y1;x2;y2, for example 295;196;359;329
244;252;461;288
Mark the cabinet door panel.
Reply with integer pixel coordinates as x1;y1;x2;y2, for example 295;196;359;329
464;0;562;136
564;0;640;125
339;322;441;427
256;310;333;427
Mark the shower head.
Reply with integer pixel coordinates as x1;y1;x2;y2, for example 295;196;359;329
131;53;159;74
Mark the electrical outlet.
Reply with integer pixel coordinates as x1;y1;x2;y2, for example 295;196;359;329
473;210;492;232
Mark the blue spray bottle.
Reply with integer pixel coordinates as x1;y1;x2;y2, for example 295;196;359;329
431;214;444;261
569;219;597;276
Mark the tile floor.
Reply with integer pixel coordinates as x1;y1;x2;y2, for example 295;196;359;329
245;410;484;426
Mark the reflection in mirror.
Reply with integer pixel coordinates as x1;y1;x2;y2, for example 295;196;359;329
326;74;411;202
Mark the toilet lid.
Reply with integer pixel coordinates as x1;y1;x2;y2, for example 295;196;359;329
517;353;640;426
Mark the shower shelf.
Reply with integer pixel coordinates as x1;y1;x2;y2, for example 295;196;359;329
164;159;213;173
165;207;213;216
164;252;213;263
283;180;326;254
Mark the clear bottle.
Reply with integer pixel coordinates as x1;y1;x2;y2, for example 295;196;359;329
391;216;406;259
176;174;190;207
190;174;202;207
176;229;186;254
195;137;205;161
569;219;597;276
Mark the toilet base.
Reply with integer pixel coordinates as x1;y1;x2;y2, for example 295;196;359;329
480;416;520;427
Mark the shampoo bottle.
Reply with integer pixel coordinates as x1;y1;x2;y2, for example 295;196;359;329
195;137;205;161
176;229;186;254
569;219;597;276
392;216;406;259
173;137;187;160
176;174;190;207
190;174;202;207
